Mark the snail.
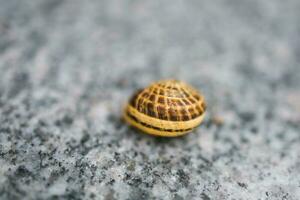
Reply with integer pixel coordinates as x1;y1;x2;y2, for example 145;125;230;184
123;80;206;137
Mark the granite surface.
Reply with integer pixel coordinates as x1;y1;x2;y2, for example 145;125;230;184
0;0;300;199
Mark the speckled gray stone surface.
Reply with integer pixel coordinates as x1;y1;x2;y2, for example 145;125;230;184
0;0;300;199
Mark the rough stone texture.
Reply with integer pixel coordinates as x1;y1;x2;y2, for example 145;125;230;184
0;0;300;199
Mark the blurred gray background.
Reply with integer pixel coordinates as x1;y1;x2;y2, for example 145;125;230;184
0;0;300;199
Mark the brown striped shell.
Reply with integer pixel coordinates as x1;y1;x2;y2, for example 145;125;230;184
123;80;206;137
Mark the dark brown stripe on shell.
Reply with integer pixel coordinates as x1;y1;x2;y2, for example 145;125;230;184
180;109;190;121
176;99;184;106
168;108;178;121
153;88;159;94
187;108;200;119
166;86;179;90
182;90;190;97
137;98;144;111
142;92;149;97
188;97;196;104
194;94;201;100
188;108;195;114
158;97;165;104
147;102;156;117
157;105;168;120
159;89;164;95
149;94;156;101
126;111;193;133
182;99;191;105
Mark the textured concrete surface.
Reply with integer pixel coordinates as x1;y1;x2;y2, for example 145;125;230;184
0;0;300;199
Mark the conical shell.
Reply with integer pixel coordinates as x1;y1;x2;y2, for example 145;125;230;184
123;80;206;137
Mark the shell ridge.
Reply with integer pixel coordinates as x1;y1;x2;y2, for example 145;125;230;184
133;84;204;121
179;98;191;121
180;86;200;117
143;87;151;117
153;86;159;118
136;98;202;121
165;95;170;121
147;86;158;118
125;110;194;132
126;105;205;127
134;89;144;111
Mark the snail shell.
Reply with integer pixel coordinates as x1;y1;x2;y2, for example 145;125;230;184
123;80;206;137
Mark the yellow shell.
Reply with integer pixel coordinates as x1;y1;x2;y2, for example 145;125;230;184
123;80;206;137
